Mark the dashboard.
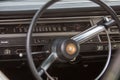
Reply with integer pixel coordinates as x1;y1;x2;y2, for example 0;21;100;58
0;0;120;62
0;14;120;62
0;0;120;80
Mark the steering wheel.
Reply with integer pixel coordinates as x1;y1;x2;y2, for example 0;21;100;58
26;0;120;80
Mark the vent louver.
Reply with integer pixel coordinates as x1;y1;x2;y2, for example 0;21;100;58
100;34;120;42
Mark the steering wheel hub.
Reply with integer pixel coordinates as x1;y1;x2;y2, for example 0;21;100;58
52;38;80;62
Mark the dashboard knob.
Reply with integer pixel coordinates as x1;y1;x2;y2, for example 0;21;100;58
4;49;11;55
97;45;103;51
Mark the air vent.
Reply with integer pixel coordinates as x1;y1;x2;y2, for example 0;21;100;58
109;26;119;33
110;34;120;42
100;34;120;42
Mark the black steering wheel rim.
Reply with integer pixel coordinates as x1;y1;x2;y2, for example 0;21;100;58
26;0;120;80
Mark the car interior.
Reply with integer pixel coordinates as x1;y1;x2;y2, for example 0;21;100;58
0;0;120;80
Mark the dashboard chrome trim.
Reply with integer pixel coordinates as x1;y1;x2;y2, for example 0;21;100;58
0;32;79;38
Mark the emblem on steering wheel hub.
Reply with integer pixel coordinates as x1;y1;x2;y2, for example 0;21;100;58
66;43;77;55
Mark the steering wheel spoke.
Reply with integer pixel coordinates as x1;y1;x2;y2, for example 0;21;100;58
71;19;115;44
31;51;49;55
71;25;105;44
37;52;58;76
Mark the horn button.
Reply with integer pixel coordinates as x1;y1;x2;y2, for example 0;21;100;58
51;38;80;62
66;43;77;55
